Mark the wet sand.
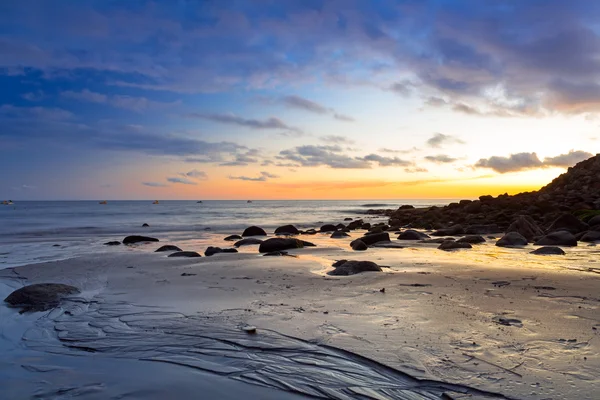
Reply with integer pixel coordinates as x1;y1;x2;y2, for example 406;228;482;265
1;233;599;399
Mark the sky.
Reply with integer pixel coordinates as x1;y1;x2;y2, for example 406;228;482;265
1;0;599;200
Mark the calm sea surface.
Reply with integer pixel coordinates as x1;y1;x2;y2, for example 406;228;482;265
0;200;454;268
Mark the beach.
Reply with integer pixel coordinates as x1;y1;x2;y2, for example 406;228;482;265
1;207;599;399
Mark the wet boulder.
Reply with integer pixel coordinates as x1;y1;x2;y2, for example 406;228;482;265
258;238;315;253
438;241;472;251
580;231;600;242
4;283;80;312
496;232;528;247
104;241;121;246
347;219;364;230
352;232;390;246
457;235;486;244
142;223;149;227
168;251;202;258
431;225;464;236
328;260;383;276
588;215;600;227
397;230;430;240
351;240;368;251
530;246;566;255
547;213;588;234
330;231;350;238
205;246;238;256
224;235;243;241
319;224;338;232
419;238;454;244
274;225;300;235
123;235;159;245
155;245;183;252
242;226;267;237
506;216;544;241
234;238;264;247
534;231;577;247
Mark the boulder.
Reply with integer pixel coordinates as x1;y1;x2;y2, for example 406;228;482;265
142;223;149;227
534;231;577;247
274;225;300;235
496;232;528;247
580;231;600;242
547;213;589;234
330;231;350;238
336;223;347;230
205;246;238;256
242;226;267;237
506;216;544;241
465;224;501;234
263;251;289;256
347;219;364;230
398;230;430;240
530;246;566;255
457;235;486;244
4;283;80;312
301;229;318;235
123;235;159;245
234;238;264;247
258;238;315;253
431;225;464;236
351;240;368;251
168;251;202;258
438;241;472;251
419;238;454;244
353;232;390;246
155;245;183;252
328;260;383;276
319;224;337;232
344;218;353;221
588;215;600;227
104;241;121;246
224;235;242;241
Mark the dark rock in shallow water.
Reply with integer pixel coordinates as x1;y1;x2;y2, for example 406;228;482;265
506;216;543;241
432;225;464;236
155;245;182;252
168;251;202;258
496;232;528;247
438;241;472;251
581;231;600;242
347;219;364;230
531;246;566;255
465;224;501;234
329;260;383;276
274;225;300;235
371;242;405;249
234;238;264;247
205;247;238;256
547;213;589;234
351;240;368;251
4;283;80;312
419;238;454;244
534;230;577;246
224;234;242;241
330;231;350;238
319;224;337;232
397;230;430;240
301;229;317;235
258;238;315;253
457;235;486;244
242;226;267;237
142;223;149;227
352;232;390;246
344;217;353;221
263;251;289;256
123;235;159;245
104;241;121;246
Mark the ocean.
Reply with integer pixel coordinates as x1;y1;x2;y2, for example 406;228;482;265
0;199;453;268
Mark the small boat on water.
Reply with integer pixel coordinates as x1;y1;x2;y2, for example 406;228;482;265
99;201;107;205
2;200;13;205
153;200;160;204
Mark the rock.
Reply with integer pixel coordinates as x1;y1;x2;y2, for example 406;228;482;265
263;251;289;256
457;235;486;244
344;218;353;221
465;224;501;234
224;235;243;241
397;230;430;240
301;229;318;235
547;213;589;234
104;241;121;246
319;224;337;232
371;242;405;249
4;283;80;312
581;231;600;242
330;231;350;238
352;232;390;246
242;326;257;334
351;240;368;251
258;238;312;253
328;260;383;276
431;225;464;236
506;216;544;241
204;246;239;256
234;238;264;247
399;205;415;210
464;201;482;213
347;219;364;230
142;223;149;227
534;230;578;246
123;235;159;245
419;238;454;244
589;215;600;226
361;223;372;230
496;232;528;247
168;251;202;258
438;241;472;251
155;245;183;252
336;223;347;230
274;225;300;235
242;226;267;236
530;246;566;255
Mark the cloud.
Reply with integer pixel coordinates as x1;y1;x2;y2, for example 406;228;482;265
543;150;593;167
229;171;279;182
320;135;355;145
333;113;355;122
167;176;196;185
280;95;355;122
185;169;208;180
61;89;179;112
278;145;372;169
142;182;168;187
219;153;259;166
186;112;301;132
475;150;594;173
389;81;415;96
424;154;458;163
404;167;428;173
426;133;465;148
0;104;73;120
361;154;413;167
21;91;45;101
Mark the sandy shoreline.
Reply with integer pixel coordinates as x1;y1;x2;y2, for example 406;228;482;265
1;232;599;399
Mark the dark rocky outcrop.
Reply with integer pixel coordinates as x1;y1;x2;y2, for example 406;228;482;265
328;260;383;276
142;223;149;227
319;224;337;232
347;219;364;230
534;231;578;247
224;235;243;241
330;231;350;238
352;232;390;246
464;224;501;234
351;240;368;251
431;225;464;236
205;247;238;256
234;238;264;247
580;231;600;242
5;283;80;312
344;217;353;221
530;246;566;255
274;225;300;235
588;215;600;227
457;235;486;244
547;213;589;234
155;245;183;252
123;235;159;245
258;238;315;253
506;216;544;241
438;241;472;251
242;226;267;237
419;238;454;244
496;232;528;247
397;230;430;240
168;251;202;258
104;241;121;246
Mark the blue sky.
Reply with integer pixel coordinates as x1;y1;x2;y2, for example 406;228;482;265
1;0;598;199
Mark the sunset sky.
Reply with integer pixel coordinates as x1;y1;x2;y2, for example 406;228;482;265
1;0;598;200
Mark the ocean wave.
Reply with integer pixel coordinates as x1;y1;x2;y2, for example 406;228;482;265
360;203;395;208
